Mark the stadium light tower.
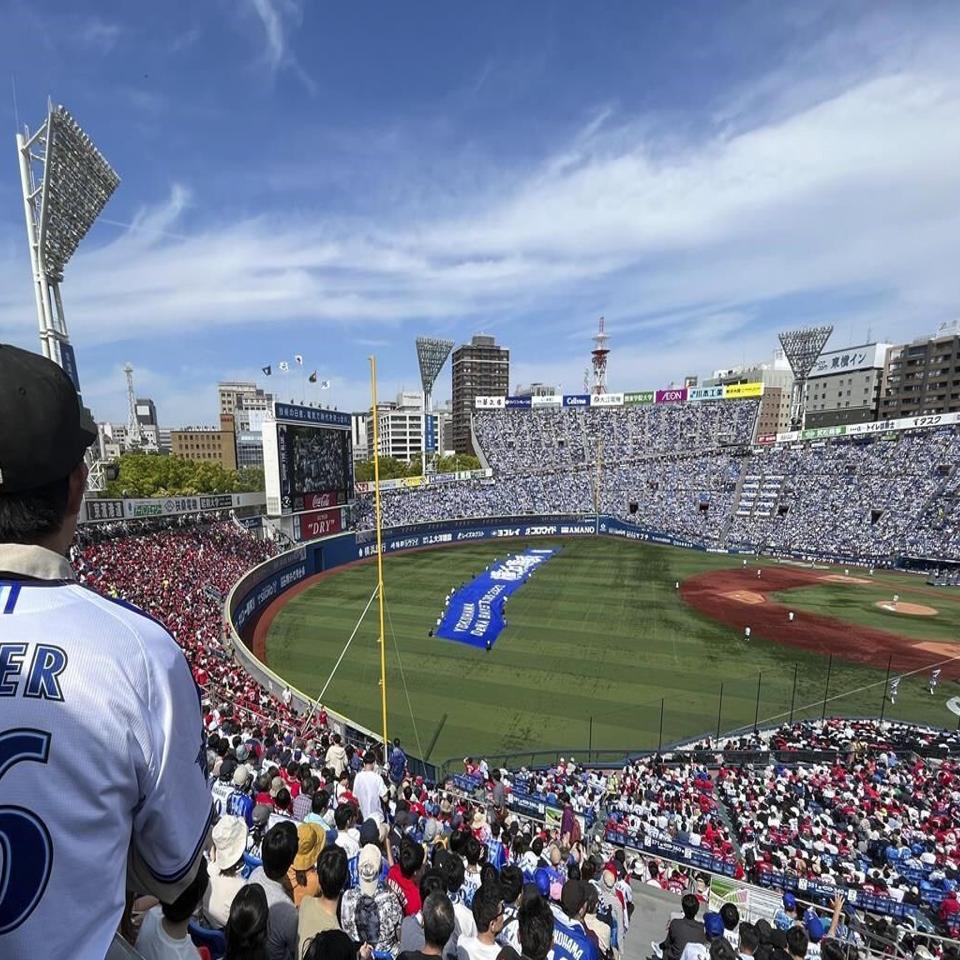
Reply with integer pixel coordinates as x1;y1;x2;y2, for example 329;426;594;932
16;101;119;488
415;336;454;475
591;316;610;395
778;325;833;432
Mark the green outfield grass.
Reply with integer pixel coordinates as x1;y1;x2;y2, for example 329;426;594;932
770;580;960;642
264;538;960;765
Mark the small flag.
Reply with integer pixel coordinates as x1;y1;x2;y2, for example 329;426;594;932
262;365;272;376
279;361;290;372
319;379;331;390
295;354;303;366
308;370;318;383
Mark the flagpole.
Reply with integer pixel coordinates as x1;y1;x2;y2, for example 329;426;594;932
369;355;389;753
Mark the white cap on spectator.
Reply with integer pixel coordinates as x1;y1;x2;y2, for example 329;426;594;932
211;815;247;871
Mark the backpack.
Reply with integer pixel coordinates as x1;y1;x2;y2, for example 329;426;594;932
354;893;381;948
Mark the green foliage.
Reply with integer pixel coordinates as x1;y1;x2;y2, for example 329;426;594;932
353;453;481;483
105;453;263;498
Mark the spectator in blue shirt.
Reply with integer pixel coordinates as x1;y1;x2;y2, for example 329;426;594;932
390;738;408;786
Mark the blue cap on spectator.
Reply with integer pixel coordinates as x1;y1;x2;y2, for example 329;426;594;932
805;911;824;942
783;892;797;910
534;867;551;898
704;913;724;938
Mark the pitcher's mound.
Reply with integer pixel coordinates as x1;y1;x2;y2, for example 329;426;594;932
875;601;938;617
822;574;873;585
724;590;765;605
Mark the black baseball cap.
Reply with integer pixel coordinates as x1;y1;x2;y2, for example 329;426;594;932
560;879;586;916
0;343;97;493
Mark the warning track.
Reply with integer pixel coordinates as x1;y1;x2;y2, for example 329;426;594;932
680;566;958;674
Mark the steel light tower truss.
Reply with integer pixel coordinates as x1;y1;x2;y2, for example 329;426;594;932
16;101;119;382
415;336;454;473
778;325;833;431
17;101;120;491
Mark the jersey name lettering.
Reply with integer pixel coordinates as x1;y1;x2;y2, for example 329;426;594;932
0;643;68;700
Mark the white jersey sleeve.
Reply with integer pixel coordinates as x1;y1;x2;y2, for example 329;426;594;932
123;605;215;898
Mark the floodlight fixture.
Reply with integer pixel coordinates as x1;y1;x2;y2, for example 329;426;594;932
415;336;454;473
16;101;119;373
416;336;454;396
778;325;833;431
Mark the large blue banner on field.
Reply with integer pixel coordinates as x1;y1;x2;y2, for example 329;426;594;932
436;548;557;648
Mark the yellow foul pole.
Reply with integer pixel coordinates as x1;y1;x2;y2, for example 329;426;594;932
369;356;389;751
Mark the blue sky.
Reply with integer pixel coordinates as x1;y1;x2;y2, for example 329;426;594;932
0;1;959;425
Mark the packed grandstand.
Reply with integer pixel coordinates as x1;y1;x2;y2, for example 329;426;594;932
3;395;955;960
354;401;960;564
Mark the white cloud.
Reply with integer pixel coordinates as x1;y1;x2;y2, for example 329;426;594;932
1;29;959;396
77;18;122;53
245;0;316;93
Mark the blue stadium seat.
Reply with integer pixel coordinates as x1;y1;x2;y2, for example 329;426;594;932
188;922;226;960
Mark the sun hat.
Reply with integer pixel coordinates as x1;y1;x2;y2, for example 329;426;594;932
211;815;248;871
269;776;284;798
293;822;325;871
358;843;382;896
471;810;487;830
233;765;251;788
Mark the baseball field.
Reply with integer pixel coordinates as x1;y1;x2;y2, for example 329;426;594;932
259;537;960;766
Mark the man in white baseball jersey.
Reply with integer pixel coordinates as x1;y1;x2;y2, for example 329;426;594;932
0;344;214;959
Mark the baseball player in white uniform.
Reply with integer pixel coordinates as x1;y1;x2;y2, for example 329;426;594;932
0;344;213;959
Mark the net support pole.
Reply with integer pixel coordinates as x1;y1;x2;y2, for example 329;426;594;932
821;654;833;720
754;671;762;732
370;356;389;752
716;682;724;741
789;663;798;723
880;655;892;722
658;698;664;752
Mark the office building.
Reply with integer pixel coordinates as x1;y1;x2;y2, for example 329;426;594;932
706;350;794;436
171;414;238;470
881;326;960;418
804;343;891;427
452;334;510;454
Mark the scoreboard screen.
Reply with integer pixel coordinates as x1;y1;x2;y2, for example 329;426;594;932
263;403;354;515
281;423;352;508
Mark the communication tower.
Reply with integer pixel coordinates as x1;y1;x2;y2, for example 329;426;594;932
591;316;610;395
124;364;145;449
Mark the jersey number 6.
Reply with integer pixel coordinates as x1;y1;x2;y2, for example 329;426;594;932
0;728;53;934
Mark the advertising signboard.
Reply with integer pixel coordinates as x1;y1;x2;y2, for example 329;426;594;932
474;396;506;409
293;508;343;541
505;396;532;409
531;395;562;408
722;381;764;399
655;388;687;404
590;393;624;407
810;344;889;379
562;394;591;407
624;391;655;405
688;386;724;402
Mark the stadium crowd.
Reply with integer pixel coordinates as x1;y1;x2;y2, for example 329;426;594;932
355;405;960;561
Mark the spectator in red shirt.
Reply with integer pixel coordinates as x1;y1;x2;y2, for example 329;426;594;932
387;835;426;916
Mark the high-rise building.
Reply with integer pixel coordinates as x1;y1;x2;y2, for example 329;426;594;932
451;334;510;454
218;381;273;429
706;350;793;435
515;383;558;397
880;326;960;418
351;413;369;463
135;398;158;427
366;392;438;463
804;343;891;427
